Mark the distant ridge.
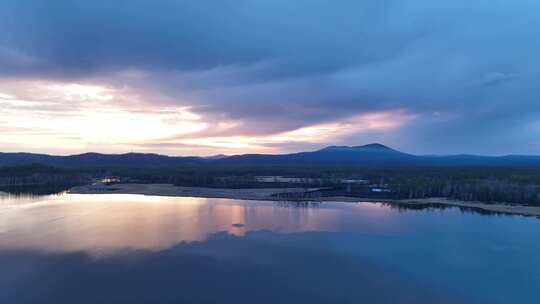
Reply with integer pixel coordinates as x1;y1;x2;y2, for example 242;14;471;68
2;143;540;167
0;152;203;168
322;143;394;151
218;143;418;166
202;154;229;160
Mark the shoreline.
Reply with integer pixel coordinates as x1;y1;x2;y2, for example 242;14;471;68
69;183;540;217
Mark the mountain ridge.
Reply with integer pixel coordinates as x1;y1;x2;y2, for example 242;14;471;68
1;143;540;167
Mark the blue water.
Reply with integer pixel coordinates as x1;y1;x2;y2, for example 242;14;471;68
0;193;539;303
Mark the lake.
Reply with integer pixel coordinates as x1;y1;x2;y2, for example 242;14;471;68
1;193;539;303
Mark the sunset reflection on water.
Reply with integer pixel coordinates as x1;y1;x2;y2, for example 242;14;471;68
0;193;400;253
1;193;540;304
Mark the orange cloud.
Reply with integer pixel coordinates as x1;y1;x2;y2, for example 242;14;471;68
147;110;417;154
0;78;417;155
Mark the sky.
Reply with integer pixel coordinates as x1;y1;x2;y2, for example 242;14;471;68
1;0;539;156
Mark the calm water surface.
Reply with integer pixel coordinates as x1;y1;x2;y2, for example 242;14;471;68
1;193;539;303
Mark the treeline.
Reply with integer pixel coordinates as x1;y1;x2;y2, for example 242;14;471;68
104;165;350;188
3;163;540;206
326;167;540;205
0;164;91;188
392;178;540;206
106;165;540;205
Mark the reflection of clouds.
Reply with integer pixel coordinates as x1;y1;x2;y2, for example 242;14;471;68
0;230;461;304
0;194;409;254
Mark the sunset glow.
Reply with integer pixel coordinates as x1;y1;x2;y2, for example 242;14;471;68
1;2;540;302
0;78;419;154
0;80;209;153
1;0;538;156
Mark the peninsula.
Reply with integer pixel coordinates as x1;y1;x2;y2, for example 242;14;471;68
69;183;540;217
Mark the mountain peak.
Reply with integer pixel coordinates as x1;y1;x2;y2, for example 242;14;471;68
354;143;394;151
322;143;395;152
203;154;228;160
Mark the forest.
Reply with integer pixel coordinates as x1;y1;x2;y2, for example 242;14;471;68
1;163;540;206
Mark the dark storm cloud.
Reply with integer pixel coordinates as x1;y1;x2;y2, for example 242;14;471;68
1;0;540;153
0;0;402;76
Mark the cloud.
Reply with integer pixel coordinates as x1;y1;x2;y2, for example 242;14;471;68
0;79;207;154
132;110;417;155
477;72;520;87
0;0;539;154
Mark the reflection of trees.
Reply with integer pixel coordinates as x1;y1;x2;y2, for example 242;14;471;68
380;202;532;218
275;201;321;208
0;184;72;196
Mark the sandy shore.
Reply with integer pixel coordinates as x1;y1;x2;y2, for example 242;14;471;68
69;183;317;201
69;183;540;217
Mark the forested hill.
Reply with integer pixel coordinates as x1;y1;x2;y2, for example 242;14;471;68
217;144;540;166
2;144;540;168
0;152;203;168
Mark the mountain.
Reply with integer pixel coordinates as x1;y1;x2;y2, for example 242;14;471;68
0;152;204;168
217;144;540;166
202;154;229;160
217;143;422;166
2;144;540;168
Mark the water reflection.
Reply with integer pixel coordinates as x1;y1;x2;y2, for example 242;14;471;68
0;231;460;304
275;200;322;208
0;183;73;196
1;193;536;253
1;194;540;303
0;194;401;252
380;202;538;217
